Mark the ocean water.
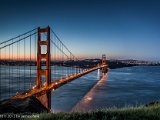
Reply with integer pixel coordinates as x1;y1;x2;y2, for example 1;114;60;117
0;66;160;112
51;66;160;112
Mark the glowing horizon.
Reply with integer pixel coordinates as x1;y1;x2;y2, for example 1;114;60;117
0;0;160;61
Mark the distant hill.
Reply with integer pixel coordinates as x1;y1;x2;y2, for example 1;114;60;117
0;59;159;69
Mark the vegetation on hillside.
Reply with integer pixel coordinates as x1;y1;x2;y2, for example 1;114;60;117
37;103;160;120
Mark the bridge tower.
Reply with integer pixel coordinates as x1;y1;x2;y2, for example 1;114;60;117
37;26;51;109
102;54;107;74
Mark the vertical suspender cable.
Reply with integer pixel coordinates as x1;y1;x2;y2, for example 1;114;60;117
57;40;58;77
59;41;60;77
18;39;20;92
67;56;69;77
24;38;25;92
61;43;62;77
55;36;57;80
68;52;69;76
8;45;11;97
12;39;13;96
72;56;74;75
4;43;6;98
62;43;63;78
30;32;31;89
17;42;19;93
59;41;61;78
70;53;71;75
17;42;18;92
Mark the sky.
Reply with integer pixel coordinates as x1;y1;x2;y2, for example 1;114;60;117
0;0;160;61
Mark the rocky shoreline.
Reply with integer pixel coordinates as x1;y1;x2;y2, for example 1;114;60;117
0;96;49;114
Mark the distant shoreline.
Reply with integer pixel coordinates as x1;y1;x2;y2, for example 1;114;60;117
0;59;160;70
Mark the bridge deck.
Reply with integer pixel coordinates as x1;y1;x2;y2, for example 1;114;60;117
11;65;107;99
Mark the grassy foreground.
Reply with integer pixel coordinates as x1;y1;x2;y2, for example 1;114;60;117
37;104;160;120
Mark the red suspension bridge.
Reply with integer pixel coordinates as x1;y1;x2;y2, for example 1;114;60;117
0;26;108;110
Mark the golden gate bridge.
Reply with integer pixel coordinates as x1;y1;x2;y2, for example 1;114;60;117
0;26;108;110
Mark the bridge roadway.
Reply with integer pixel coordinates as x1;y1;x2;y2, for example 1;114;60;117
11;65;107;99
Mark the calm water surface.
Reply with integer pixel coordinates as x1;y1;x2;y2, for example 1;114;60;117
0;66;160;112
52;66;160;112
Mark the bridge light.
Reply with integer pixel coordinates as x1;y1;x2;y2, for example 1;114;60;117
86;97;92;101
32;85;36;89
52;89;55;91
55;82;58;85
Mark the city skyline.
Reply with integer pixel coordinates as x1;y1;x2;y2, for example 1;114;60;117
0;0;160;61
